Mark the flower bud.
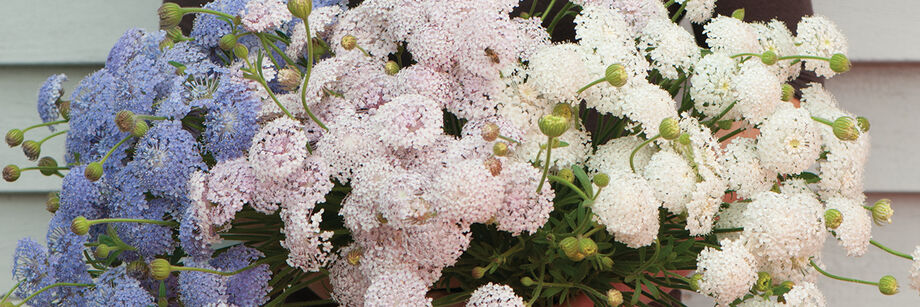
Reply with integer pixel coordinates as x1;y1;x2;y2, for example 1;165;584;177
277;68;302;92
347;248;362;266
689;273;703;291
552;103;573;122
878;275;898;295
59;101;71;120
126;260;150;279
605;64;628;87
484;157;502;176
233;44;249;59
832;116;859;141
95;244;113;259
71;216;90;235
659;117;680;140
46;192;60;213
132;120;150;138
115;110;137;132
538;115;568;138
779;281;795;291
559;237;581;261
84;161;104;182
472;266;487;279
871;198;893;225
760;50;777;65
830;53;851;73
677;133;691;145
21;140;41;161
492;142;509;156
824;208;843;229
520;276;535;287
607;289;624;306
2;165;20;182
520;12;531;19
150;259;173;280
165;26;184;42
577;237;598;257
384;61;400;75
341;35;357;50
731;8;745;20
558;168;574;183
158;3;184;30
218;34;238;51
159;38;174;50
780;83;795;102
755;271;772;292
599;256;614;271
856;116;870;133
287;0;312;20
5;129;23;147
38;156;58;176
593;173;609;187
481;123;499;142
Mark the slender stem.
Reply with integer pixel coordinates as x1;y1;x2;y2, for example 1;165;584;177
630;134;660;172
298;21;329;131
256;35;283;71
22;119;68;133
259;34;299;70
36;130;67;145
536;136;554;193
778;55;831;62
527;0;539;17
663;0;675;7
88;218;179;228
592;187;602;200
19;166;69;171
355;45;371;57
671;0;688;22
547;175;591;201
809;259;878;286
730;53;763;59
173;254;285;276
547;3;575;35
497;135;521;144
99;135;132;164
870;240;914;260
254;63;296;120
0;280;22;304
705;101;737;126
541;0;557;19
182;8;236;21
711;227;744;234
717;127;747;143
135;115;168;121
811;116;834;127
583;224;604;237
576;77;606;94
13;283;94;307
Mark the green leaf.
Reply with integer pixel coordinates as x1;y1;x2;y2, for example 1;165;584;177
793;171;821;184
572;166;593;196
541;286;563;298
642;278;662;299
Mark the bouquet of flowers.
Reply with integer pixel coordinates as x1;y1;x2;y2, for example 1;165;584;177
2;0;918;306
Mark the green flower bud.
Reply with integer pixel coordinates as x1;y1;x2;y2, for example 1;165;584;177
832;116;860;141
538;115;569;138
830;53;851;73
755;272;772;292
218;34;238;51
599;256;614;271
607;289;624;306
824;208;843;229
481;123;499;142
5;129;23;147
659;117;681;140
731;8;745;21
878;275;898;295
552;103;574;122
38;156;58;176
94;244;113;259
46;192;60;213
677;133;691;145
132;120;150;138
483;157;502;176
126;260;149;278
559;237;581;261
3;165;20;182
520;12;531;19
472;266;487;279
150;258;173;281
557;168;574;183
84;161;104;182
689;273;703;291
341;35;357;50
605;64;628;87
493;142;509;156
71;216;90;235
21;140;41;161
779;281;795;291
287;0;313;20
577;237;598;257
871;198;893;225
59;101;71;120
159;38;174;50
593;173;610;187
157;3;184;30
115;110;137;132
856;116;870;133
781;83;795;102
384;60;400;75
761;50;777;65
277;68;302;92
520;276;536;287
233;44;249;59
165;26;184;42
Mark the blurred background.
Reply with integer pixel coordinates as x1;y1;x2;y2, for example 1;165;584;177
0;0;917;305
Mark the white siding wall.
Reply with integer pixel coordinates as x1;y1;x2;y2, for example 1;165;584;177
1;1;918;306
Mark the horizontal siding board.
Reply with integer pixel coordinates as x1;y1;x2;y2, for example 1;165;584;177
812;0;920;61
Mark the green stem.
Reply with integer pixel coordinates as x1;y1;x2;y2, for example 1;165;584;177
870;240;914;260
809;259;878;286
182;8;236;21
811;116;834;127
630;134;660;172
730;53;763;59
576;77;606;94
173;254;286;277
88;218;179;228
22;119;68;133
541;0;557;19
36;130;67;145
355;45;371;57
536;136;554;194
260;34;299;70
705;101;737;126
777;55;831;62
527;0;539;17
298;21;329;131
671;0;688;22
19;166;69;172
547;175;591;201
252;58;296;120
497;135;521;144
583;224;604;237
0;280;22;304
99;135;132;165
663;0;675;7
135;115;168;121
717;127;746;143
547;3;575;35
13;283;94;307
711;227;744;233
